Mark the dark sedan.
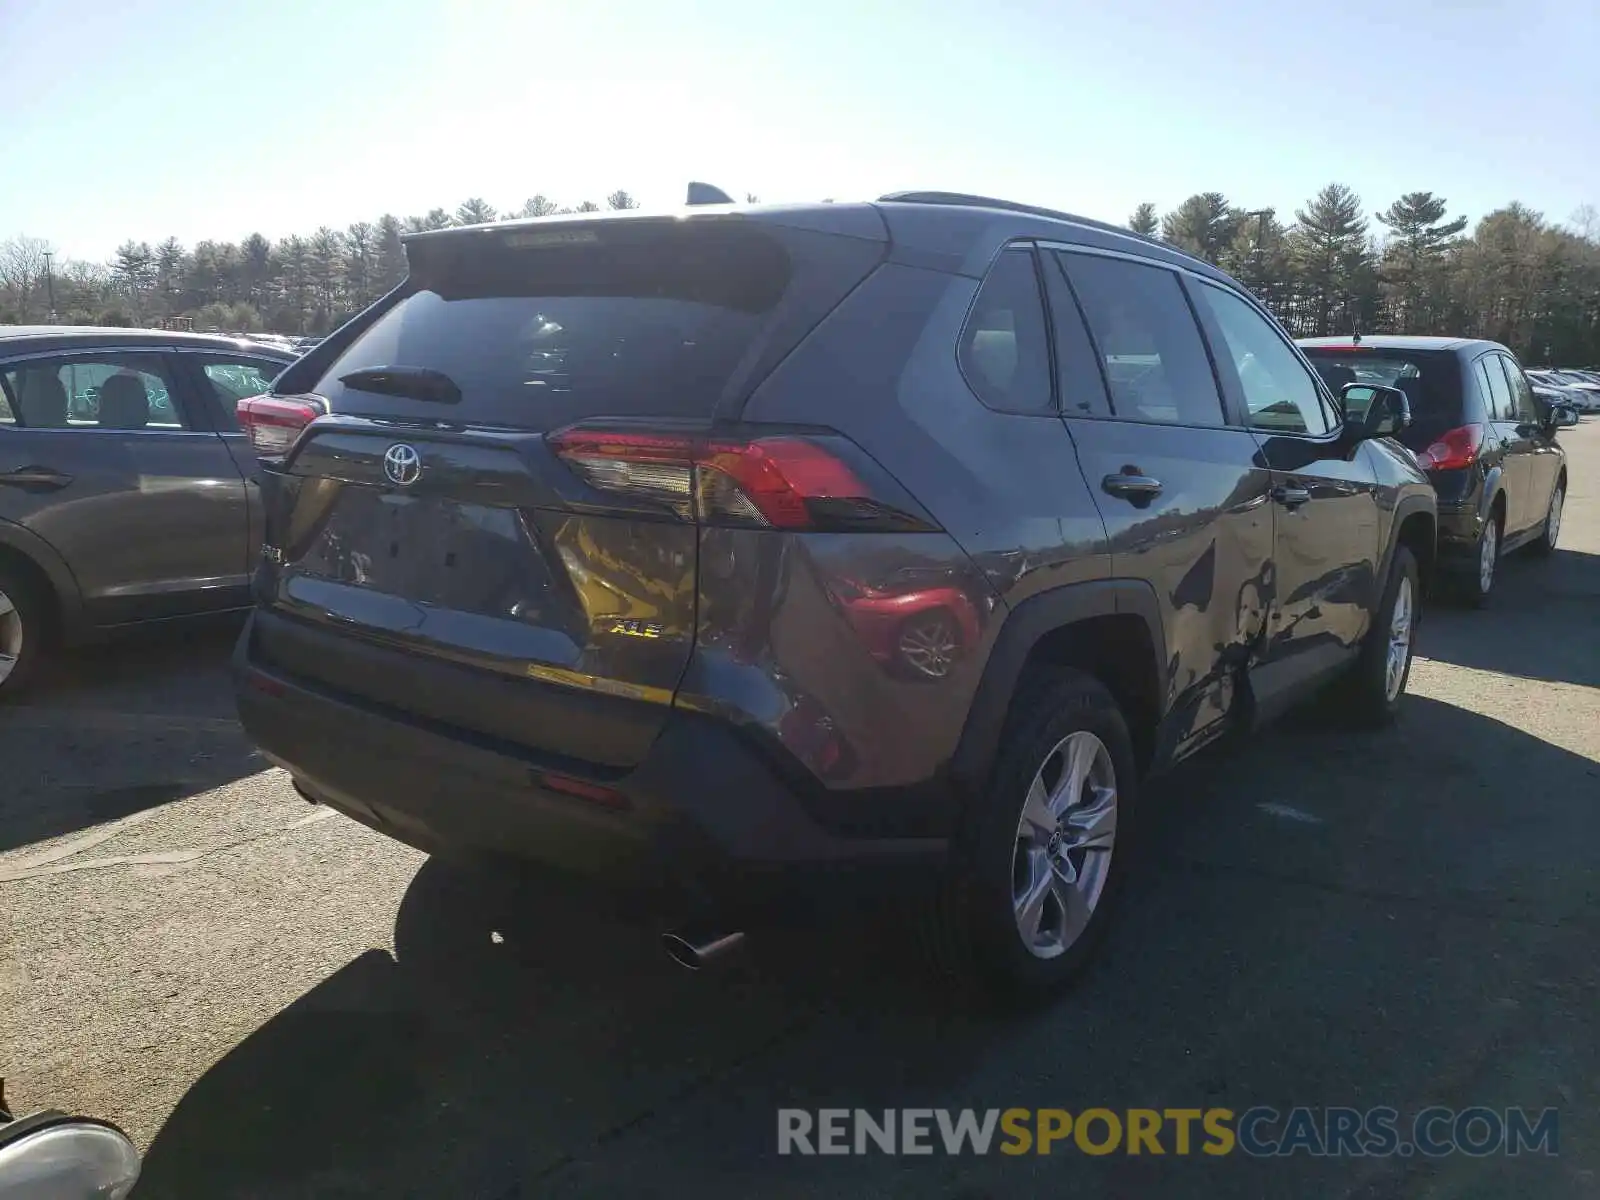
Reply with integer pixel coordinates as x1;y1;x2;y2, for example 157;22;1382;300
0;327;294;694
1300;335;1576;606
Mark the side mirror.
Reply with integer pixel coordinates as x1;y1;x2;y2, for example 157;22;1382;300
1549;403;1580;429
1341;383;1411;440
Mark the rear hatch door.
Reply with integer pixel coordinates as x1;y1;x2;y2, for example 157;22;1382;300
254;210;885;768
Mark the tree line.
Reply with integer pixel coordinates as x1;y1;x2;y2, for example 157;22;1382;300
1131;186;1600;365
0;190;646;338
2;183;1597;365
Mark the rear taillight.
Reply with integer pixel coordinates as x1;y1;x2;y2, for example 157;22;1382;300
548;425;935;532
1415;424;1485;471
237;395;323;455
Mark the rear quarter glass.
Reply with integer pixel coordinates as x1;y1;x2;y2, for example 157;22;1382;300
309;218;884;430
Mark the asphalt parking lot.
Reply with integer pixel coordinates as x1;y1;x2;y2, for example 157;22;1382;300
3;423;1597;1199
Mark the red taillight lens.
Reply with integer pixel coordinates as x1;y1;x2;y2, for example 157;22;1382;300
1415;424;1484;471
548;425;922;532
237;395;323;455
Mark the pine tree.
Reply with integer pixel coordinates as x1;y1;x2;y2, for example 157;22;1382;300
1128;203;1159;237
240;234;273;310
1376;192;1468;330
606;190;638;211
375;215;406;291
455;198;497;225
520;195;559;217
1288;184;1374;336
344;221;375;309
1160;194;1238;264
308;227;344;320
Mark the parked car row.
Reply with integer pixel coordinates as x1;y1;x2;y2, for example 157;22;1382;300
1528;368;1600;412
0;193;1581;1000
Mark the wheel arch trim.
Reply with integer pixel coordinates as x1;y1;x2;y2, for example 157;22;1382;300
949;579;1168;793
0;520;86;640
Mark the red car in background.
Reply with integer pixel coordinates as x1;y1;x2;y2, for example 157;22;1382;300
828;569;986;680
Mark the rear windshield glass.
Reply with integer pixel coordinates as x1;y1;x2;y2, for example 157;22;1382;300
1300;349;1461;419
311;221;792;428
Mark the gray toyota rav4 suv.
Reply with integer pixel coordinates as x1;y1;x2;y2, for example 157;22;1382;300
233;192;1436;996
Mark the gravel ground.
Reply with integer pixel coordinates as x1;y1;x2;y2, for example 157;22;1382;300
3;422;1597;1198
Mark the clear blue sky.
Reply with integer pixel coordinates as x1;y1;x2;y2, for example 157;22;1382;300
4;0;1596;261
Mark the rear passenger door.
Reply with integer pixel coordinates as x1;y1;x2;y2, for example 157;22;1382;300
175;352;292;566
1500;354;1560;535
1476;353;1534;535
0;349;251;626
1042;247;1274;760
1189;280;1381;700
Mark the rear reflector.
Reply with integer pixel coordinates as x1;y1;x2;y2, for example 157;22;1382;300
538;770;629;810
237;395;324;455
1415;423;1484;471
548;425;930;532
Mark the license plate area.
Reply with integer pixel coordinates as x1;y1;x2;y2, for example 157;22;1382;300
293;487;563;623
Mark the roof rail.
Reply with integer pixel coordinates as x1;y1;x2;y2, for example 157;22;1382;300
875;190;1190;262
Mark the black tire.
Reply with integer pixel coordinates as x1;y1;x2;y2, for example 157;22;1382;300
0;562;48;701
1530;480;1564;557
928;668;1138;1002
1340;544;1420;727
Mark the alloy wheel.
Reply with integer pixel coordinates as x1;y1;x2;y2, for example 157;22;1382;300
1547;488;1564;548
898;614;959;678
1011;730;1118;959
1479;520;1498;594
1384;575;1413;702
0;587;23;687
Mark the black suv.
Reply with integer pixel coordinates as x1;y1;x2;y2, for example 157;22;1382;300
1300;336;1573;606
232;193;1436;996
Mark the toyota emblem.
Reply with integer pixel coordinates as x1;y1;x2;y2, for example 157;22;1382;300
383;443;422;486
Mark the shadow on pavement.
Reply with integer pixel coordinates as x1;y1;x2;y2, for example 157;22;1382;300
27;613;246;711
0;615;257;854
137;689;1599;1199
1421;547;1600;689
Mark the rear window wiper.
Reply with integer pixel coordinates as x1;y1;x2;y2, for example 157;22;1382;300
338;366;462;405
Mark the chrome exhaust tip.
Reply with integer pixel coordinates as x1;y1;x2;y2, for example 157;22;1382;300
661;928;746;971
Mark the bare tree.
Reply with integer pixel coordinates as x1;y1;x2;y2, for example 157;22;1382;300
0;235;52;321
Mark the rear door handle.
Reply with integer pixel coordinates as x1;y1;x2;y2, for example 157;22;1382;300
0;467;74;491
1102;472;1163;501
1271;483;1312;508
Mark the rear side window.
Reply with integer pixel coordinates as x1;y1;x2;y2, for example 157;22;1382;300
198;357;283;431
307;220;874;431
0;355;187;429
957;245;1052;413
1479;357;1513;421
1499;355;1537;422
1059;253;1224;427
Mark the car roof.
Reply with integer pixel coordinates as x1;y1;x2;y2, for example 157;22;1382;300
402;191;1231;285
0;326;297;360
1297;334;1507;357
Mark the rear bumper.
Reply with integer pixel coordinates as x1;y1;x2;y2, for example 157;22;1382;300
233;614;948;910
